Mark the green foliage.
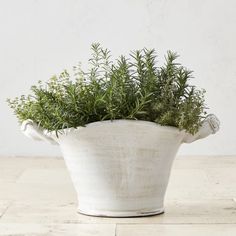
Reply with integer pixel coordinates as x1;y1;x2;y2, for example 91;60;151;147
7;43;207;134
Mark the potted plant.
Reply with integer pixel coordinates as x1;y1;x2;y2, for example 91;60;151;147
7;43;220;217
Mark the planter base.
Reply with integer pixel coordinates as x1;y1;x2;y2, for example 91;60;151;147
77;207;165;218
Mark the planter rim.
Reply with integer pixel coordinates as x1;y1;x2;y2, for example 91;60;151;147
21;114;220;145
47;119;183;136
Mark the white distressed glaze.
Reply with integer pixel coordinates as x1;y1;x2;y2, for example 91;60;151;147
21;115;220;217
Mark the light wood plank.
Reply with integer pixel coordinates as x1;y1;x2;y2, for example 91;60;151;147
116;224;236;236
1;199;236;224
0;223;116;236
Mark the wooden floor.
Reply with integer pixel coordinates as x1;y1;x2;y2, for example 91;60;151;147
0;156;236;235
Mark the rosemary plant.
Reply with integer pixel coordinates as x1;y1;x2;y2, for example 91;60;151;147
7;43;207;134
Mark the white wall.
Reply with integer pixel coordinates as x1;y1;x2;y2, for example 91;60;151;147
0;0;235;157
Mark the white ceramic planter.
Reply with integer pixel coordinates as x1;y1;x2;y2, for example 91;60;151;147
21;115;220;217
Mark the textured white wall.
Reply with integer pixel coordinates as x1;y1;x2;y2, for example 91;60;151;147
0;0;235;157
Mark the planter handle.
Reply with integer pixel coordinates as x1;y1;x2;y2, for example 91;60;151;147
182;114;220;143
21;119;58;145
